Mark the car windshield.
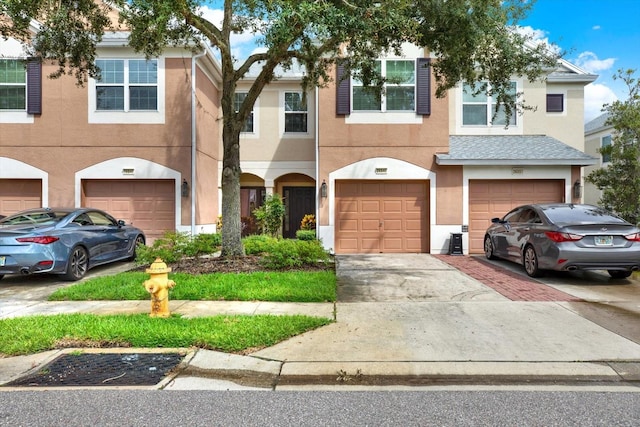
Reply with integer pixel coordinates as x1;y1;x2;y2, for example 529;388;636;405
542;205;628;226
0;211;71;226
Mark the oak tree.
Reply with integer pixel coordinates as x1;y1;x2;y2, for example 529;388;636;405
2;0;558;256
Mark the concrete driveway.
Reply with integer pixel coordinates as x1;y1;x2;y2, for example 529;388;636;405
254;253;640;364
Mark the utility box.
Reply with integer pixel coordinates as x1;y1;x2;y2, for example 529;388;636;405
448;233;463;255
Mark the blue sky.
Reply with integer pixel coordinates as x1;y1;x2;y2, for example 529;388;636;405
519;0;640;123
201;0;640;123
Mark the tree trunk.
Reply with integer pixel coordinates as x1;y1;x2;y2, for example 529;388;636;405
220;80;244;257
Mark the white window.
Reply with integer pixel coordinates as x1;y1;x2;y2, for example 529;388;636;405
0;59;26;111
95;59;157;111
352;60;415;112
284;92;307;133
462;82;517;126
88;57;164;124
601;134;612;163
234;92;254;133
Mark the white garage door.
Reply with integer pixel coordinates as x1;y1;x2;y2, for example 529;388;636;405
82;179;175;241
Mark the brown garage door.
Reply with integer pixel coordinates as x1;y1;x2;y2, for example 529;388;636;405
82;179;175;241
335;180;428;254
0;179;42;216
468;179;564;253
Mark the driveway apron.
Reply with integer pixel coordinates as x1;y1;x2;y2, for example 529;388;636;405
253;254;640;363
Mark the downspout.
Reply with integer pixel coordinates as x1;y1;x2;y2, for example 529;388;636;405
315;86;320;232
191;51;206;236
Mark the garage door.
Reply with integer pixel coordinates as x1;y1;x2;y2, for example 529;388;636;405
468;179;564;253
335;180;428;254
82;179;175;241
0;179;42;217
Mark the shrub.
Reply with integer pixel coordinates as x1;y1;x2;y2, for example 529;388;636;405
260;239;302;269
135;231;221;265
260;239;330;270
300;214;316;230
243;234;278;255
296;229;316;241
253;194;285;237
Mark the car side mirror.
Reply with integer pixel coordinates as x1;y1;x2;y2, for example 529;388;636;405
117;220;126;227
491;217;501;223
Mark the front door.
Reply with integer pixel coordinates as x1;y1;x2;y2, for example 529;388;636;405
283;187;315;238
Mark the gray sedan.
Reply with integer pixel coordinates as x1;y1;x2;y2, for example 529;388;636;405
483;203;640;279
0;207;145;281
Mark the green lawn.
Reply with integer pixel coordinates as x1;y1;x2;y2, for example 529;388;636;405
49;271;336;302
0;313;331;357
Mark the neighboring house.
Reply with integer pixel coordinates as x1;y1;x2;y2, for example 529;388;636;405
583;112;613;205
315;43;598;254
0;29;221;242
1;26;598;255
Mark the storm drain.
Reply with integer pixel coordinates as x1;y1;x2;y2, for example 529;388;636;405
6;353;184;387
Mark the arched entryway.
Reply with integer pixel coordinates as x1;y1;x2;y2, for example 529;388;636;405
275;173;316;238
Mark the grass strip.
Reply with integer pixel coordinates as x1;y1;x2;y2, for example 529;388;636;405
0;313;331;357
48;271;336;302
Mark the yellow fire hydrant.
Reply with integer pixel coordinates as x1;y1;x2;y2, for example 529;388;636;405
143;258;176;318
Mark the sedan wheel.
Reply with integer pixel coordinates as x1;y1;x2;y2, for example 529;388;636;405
484;236;497;260
128;235;146;261
63;246;89;281
523;246;543;278
608;270;632;279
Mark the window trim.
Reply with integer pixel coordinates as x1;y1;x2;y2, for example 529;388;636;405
351;59;416;113
88;56;165;124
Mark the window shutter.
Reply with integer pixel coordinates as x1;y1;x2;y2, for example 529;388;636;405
416;58;431;115
26;58;42;115
336;64;350;115
546;94;563;113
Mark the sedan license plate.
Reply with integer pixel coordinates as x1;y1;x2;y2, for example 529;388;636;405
595;235;613;246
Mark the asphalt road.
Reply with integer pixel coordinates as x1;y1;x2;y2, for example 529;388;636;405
0;390;638;426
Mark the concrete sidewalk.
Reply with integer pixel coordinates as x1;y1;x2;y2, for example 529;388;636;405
1;254;640;390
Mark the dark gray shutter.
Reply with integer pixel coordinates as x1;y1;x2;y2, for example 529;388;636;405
336;64;350;115
546;94;563;112
416;58;431;115
26;58;42;115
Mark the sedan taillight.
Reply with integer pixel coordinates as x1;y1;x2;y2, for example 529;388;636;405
16;236;60;244
544;231;584;242
624;233;640;241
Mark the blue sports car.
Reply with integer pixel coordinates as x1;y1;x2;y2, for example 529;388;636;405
0;208;145;281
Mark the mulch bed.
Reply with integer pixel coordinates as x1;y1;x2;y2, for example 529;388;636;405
160;255;334;275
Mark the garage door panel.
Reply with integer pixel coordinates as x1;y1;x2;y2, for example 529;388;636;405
338;219;358;232
335;180;428;254
0;179;42;216
468;179;564;254
83;179;175;241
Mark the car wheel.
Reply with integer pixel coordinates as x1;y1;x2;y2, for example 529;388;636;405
523;245;544;278
128;235;146;261
608;270;632;279
63;246;89;281
484;235;497;260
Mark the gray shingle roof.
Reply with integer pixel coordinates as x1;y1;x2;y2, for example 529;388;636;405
436;135;597;166
584;113;611;134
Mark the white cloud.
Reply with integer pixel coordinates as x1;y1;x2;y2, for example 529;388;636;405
574;51;616;74
592;25;601;30
584;82;618;122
